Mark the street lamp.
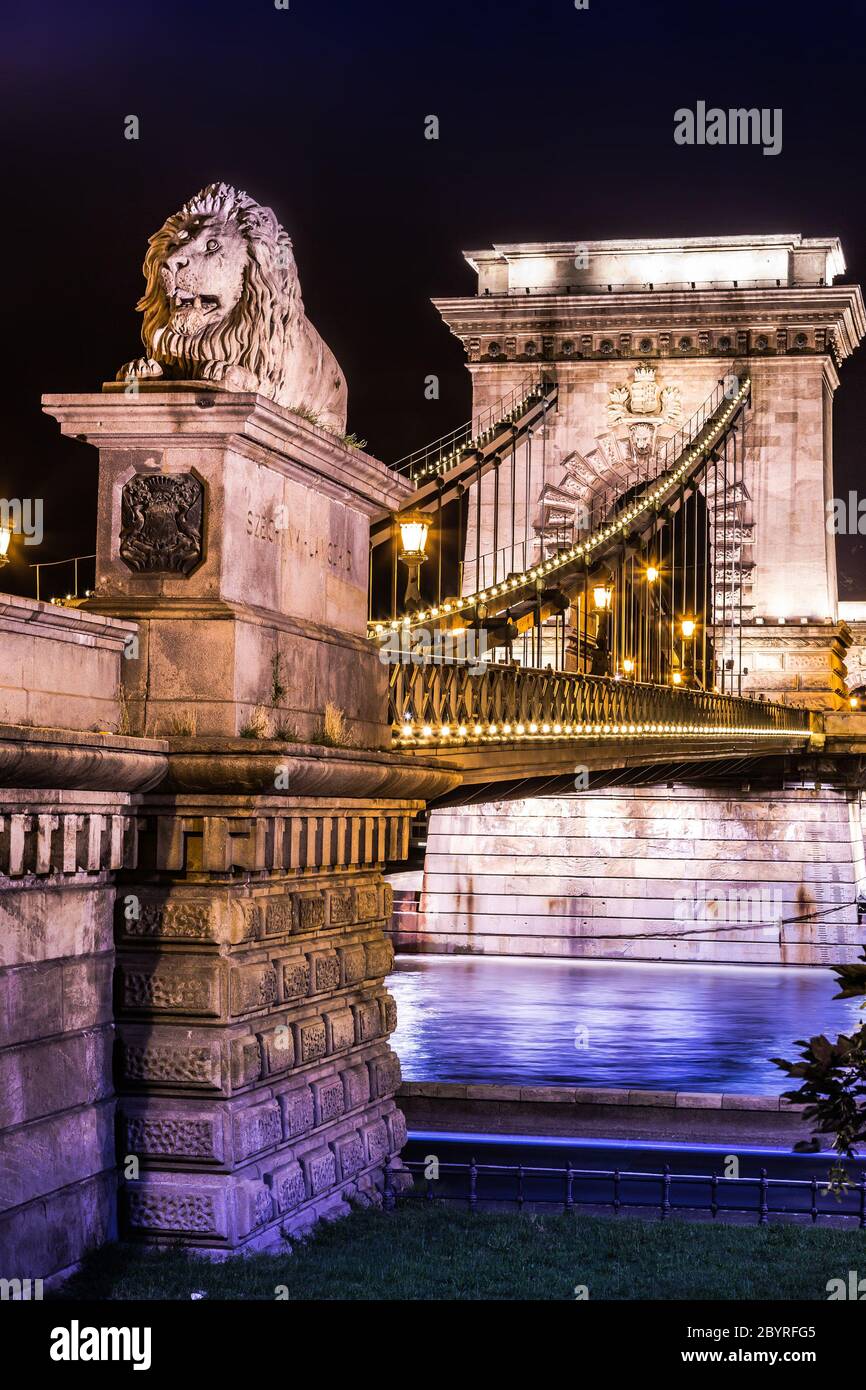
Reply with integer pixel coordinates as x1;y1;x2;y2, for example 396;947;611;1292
397;510;430;612
0;522;12;567
645;563;659;584
680;616;696;639
590;578;613;676
592;583;612;611
623;657;635;676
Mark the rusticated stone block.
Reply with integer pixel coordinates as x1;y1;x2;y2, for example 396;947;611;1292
231;1035;263;1088
264;896;293;936
302;1147;337;1196
334;1132;365;1180
236;901;261;943
237;1180;274;1236
272;1160;306;1213
120;1037;221;1090
355;885;380;922
327;888;354;926
324;1008;354;1053
230;963;278;1017
382;882;394;918
387;1107;408;1152
125;1182;225;1237
365;938;393;979
278;1085;314;1139
120;960;220;1016
342;1063;371;1111
311;1076;345;1126
233;1102;282;1160
260;1022;295;1074
361;1118;389;1165
123;899;213;941
294;894;325;935
296;1016;326;1062
279;957;310;1001
354;998;382;1043
381;993;398;1034
124;1112;222;1162
308;949;340;994
340;944;366;985
369;1049;401;1099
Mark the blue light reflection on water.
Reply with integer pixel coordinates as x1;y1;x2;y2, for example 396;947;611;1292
387;954;865;1094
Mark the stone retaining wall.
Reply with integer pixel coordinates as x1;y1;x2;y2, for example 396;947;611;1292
397;1081;812;1147
0;790;140;1282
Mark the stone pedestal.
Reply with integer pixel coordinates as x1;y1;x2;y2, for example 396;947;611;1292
43;387;410;746
38;386;455;1251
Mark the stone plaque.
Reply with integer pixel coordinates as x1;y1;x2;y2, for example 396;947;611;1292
119;472;204;575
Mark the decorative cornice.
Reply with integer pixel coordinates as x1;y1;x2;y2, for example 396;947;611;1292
433;285;866;365
42;389;413;517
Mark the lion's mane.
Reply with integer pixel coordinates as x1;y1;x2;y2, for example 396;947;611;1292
137;182;300;398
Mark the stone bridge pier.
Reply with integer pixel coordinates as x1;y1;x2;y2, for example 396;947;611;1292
6;388;456;1262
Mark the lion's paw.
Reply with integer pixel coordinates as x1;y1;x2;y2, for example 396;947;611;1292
197;362;258;393
118;358;163;382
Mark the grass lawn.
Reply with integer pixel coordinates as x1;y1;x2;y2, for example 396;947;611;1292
54;1204;866;1301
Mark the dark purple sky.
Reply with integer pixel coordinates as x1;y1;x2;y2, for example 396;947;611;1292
2;0;865;597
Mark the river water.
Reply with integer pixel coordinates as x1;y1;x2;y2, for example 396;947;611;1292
387;954;864;1094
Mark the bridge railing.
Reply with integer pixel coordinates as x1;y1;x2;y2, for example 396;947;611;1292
388;659;812;745
390;374;553;480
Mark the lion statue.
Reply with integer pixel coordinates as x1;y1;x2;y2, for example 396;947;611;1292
117;182;347;432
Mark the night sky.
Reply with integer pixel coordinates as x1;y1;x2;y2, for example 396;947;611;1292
2;0;865;599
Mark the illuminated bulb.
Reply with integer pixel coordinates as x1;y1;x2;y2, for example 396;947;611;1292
474;723;484;736
672;672;683;685
516;723;525;735
529;722;539;733
542;723;551;734
441;725;451;737
422;725;433;737
458;724;468;736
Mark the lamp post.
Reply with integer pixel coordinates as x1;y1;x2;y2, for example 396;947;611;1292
0;522;12;567
590;580;612;676
397;511;430;613
679;616;697;686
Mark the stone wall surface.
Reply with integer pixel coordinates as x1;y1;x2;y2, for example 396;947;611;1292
0;595;138;734
409;786;866;965
0;790;140;1282
114;795;415;1251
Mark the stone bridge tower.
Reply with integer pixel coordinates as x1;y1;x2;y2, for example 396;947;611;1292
408;236;866;967
435;234;866;708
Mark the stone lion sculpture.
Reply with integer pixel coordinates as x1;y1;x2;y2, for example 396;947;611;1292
118;182;347;432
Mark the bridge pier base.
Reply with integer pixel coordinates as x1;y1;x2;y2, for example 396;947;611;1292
115;793;417;1253
410;784;866;966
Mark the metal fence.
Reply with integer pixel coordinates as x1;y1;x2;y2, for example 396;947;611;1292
384;1157;866;1227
